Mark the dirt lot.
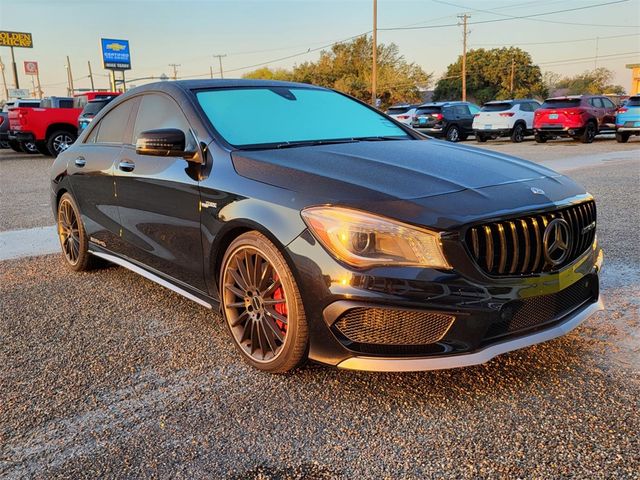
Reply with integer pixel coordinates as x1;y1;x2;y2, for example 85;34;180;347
1;141;639;478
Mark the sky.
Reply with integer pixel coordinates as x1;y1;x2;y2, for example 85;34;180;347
0;0;639;97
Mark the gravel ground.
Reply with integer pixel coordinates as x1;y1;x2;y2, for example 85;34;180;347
0;150;54;232
1;153;639;478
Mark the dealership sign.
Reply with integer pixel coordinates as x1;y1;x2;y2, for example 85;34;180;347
101;38;131;70
23;61;38;75
0;31;33;48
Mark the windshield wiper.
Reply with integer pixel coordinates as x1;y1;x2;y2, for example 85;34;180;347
350;136;408;141
273;139;358;149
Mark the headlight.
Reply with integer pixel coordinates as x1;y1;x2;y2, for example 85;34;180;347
301;206;451;269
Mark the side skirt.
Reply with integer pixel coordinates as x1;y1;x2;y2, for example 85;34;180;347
89;249;218;310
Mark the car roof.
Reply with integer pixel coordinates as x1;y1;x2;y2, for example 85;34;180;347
417;101;470;107
130;79;328;95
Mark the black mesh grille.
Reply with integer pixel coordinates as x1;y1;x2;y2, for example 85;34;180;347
334;308;455;346
466;200;596;276
485;276;597;341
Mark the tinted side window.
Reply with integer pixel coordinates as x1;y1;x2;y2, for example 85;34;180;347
95;100;135;144
602;98;616;109
133;93;195;149
519;103;531;112
456;105;470;116
590;98;603;108
59;99;74;108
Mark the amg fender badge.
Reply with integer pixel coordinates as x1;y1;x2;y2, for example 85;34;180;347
201;201;218;209
89;237;106;247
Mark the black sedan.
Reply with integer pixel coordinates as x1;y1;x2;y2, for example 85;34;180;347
50;80;603;373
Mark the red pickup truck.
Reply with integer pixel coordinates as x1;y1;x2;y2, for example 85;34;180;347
8;91;120;156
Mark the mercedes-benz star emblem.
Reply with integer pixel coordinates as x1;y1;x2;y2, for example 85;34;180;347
530;187;545;195
543;218;572;266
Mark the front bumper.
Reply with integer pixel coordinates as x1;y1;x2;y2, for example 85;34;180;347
338;296;603;371
286;228;603;371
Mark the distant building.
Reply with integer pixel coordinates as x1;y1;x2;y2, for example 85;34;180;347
626;64;640;95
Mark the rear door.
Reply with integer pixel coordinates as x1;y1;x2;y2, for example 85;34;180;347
66;98;137;247
113;92;206;291
455;105;474;134
600;97;617;129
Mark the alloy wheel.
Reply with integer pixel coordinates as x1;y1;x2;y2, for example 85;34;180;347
57;198;80;265
447;126;459;142
23;142;38;153
222;246;289;362
53;134;74;154
513;125;524;142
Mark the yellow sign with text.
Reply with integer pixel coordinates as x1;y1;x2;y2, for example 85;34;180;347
0;31;33;48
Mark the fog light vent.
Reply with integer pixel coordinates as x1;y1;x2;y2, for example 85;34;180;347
334;308;455;345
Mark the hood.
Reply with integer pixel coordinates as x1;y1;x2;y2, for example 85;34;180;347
231;139;564;202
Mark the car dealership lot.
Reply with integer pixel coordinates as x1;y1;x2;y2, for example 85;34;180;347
1;140;639;478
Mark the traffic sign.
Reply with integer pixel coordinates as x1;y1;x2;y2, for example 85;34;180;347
23;61;38;75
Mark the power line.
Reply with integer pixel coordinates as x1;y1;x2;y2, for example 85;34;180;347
471;33;639;47
430;0;638;29
379;0;638;31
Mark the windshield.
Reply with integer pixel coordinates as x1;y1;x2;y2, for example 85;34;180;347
542;99;581;109
82;101;109;115
416;106;442;115
482;102;512;112
626;96;640;107
386;106;412;115
196;87;410;148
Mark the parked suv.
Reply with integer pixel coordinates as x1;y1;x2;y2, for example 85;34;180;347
411;101;480;142
473;99;541;143
78;96;119;134
386;104;419;125
615;95;640;142
533;95;617;143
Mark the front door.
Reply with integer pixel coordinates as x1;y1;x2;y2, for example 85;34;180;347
113;92;206;292
66;98;137;247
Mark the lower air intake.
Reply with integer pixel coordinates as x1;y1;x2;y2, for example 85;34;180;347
334;308;455;346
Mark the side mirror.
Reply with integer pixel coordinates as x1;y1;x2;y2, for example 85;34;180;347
135;128;197;160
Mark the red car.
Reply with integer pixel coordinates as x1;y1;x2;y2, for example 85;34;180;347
533;95;617;143
8;91;120;157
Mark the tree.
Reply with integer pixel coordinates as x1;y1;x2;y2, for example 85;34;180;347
433;48;546;104
243;36;431;108
554;68;625;95
242;67;292;81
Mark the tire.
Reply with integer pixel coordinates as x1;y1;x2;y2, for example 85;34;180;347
445;125;460;142
579;122;597;144
47;130;76;157
8;140;22;152
615;132;630;143
476;133;488;143
534;133;547;143
36;141;53;156
510;123;525;143
459;133;469;141
20;141;38;154
56;192;98;271
219;231;308;373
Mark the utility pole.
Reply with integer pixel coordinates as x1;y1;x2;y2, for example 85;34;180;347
509;57;515;95
372;0;377;107
10;46;19;89
210;66;213;79
66;56;75;96
0;57;8;100
213;54;227;78
35;67;42;98
88;61;95;90
595;37;600;68
457;13;470;102
169;63;180;80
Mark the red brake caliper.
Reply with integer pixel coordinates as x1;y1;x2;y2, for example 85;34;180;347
272;274;288;333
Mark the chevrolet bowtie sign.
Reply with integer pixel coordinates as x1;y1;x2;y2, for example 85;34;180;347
101;38;131;70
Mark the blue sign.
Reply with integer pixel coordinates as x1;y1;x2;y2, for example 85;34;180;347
101;38;131;70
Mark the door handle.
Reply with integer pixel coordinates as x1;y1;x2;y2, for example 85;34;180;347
74;157;86;167
118;161;135;172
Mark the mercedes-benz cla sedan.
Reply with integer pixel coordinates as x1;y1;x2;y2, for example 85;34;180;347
50;80;604;373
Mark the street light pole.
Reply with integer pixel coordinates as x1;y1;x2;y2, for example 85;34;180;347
371;0;377;106
10;46;19;89
458;13;470;102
